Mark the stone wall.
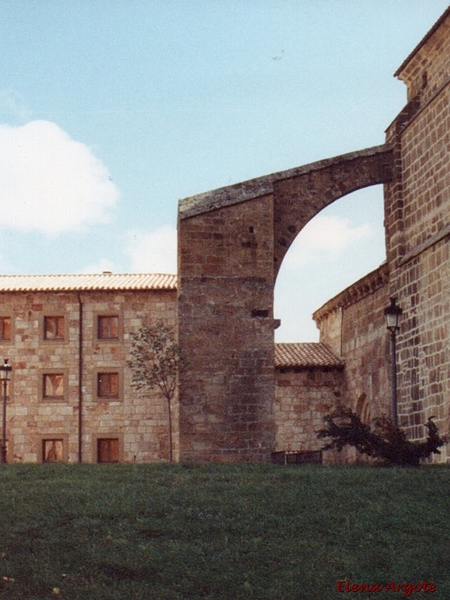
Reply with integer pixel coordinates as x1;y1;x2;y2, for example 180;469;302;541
0;288;176;463
178;196;276;462
178;147;393;462
3;9;450;465
274;366;343;461
314;264;391;422
384;8;450;458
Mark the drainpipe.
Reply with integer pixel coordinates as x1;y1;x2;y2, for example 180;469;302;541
77;293;83;463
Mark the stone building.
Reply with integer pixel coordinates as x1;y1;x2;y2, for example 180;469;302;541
273;342;343;463
2;8;450;464
0;271;341;464
0;273;177;463
176;7;450;463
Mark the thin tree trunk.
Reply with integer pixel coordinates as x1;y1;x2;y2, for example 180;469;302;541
167;396;173;463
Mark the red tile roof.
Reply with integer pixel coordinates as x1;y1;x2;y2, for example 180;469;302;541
275;342;343;369
0;273;177;292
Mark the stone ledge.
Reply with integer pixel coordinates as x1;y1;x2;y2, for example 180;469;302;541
399;222;450;266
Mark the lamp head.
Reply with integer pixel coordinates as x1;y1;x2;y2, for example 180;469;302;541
384;297;402;333
0;359;12;381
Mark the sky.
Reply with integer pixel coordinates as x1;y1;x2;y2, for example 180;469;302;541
1;0;449;342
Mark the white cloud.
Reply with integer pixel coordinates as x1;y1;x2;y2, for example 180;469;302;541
0;120;119;235
283;215;371;268
125;225;177;273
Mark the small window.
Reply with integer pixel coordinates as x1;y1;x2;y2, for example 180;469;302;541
97;372;119;398
43;374;65;399
421;71;428;89
44;316;65;340
97;438;119;463
0;317;11;341
97;316;119;340
43;439;64;463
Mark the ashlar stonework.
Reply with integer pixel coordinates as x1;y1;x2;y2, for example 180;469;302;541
2;8;450;463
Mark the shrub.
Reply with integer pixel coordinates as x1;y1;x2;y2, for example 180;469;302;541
317;408;447;466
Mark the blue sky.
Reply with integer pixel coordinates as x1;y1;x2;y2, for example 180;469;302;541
1;1;448;341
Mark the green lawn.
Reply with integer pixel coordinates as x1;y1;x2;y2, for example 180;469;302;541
0;463;448;599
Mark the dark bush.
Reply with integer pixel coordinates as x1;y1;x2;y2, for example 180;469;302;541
317;408;446;466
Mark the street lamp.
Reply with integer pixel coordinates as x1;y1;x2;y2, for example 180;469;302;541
0;359;12;464
384;297;402;425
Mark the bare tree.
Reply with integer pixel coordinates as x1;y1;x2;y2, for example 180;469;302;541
128;322;180;463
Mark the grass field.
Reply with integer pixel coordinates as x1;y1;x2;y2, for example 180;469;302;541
0;463;448;600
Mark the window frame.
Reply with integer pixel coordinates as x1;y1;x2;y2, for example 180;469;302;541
96;437;121;463
96;314;121;341
0;315;12;342
41;370;69;402
41;314;68;343
39;434;68;462
96;369;123;401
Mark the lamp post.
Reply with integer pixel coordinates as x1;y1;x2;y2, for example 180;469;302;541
384;298;402;425
0;359;12;464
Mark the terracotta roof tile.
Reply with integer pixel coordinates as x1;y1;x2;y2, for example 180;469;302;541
0;273;177;292
275;342;343;369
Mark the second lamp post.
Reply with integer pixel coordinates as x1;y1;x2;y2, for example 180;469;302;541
384;297;403;425
0;359;12;464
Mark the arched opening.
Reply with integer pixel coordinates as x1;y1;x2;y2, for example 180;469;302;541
274;185;386;343
356;393;371;424
177;145;393;461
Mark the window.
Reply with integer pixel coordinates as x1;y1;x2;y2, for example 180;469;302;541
0;317;11;341
43;374;65;399
44;316;65;340
97;316;119;340
97;438;119;463
271;451;323;465
97;372;119;398
42;439;64;463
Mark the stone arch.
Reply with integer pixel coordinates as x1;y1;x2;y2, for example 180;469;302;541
356;393;371;424
177;144;394;462
272;145;393;277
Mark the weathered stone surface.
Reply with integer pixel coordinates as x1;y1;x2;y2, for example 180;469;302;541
0;288;177;463
178;9;450;463
178;146;394;460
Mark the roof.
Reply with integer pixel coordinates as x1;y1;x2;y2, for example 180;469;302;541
275;342;343;369
0;273;177;292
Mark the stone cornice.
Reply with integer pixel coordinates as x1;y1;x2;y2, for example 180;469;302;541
313;262;389;325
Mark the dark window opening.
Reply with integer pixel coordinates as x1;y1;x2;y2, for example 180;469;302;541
97;373;119;398
271;450;322;465
97;316;119;340
97;438;119;463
